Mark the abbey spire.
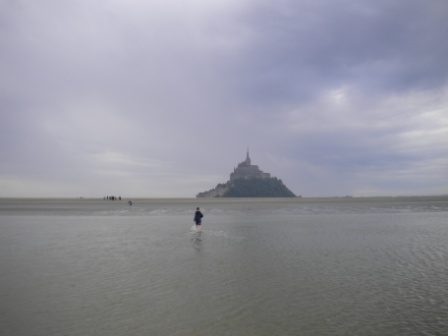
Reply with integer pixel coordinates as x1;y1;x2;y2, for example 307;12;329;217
230;150;270;182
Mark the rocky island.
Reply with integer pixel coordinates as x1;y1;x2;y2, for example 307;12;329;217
197;151;296;198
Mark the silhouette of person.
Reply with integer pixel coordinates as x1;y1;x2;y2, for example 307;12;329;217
193;207;204;232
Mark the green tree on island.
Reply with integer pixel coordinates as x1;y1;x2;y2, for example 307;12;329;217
223;178;296;197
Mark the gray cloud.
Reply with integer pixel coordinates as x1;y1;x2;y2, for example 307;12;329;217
230;0;448;103
1;0;447;197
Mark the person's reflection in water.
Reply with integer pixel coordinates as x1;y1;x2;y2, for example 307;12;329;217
191;231;203;251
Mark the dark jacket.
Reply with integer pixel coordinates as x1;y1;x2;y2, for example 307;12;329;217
194;211;203;224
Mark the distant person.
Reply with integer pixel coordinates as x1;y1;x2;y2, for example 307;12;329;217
193;207;204;232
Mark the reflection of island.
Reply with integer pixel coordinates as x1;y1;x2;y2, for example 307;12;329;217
197;150;296;198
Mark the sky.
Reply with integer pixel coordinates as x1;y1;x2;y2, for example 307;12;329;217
1;0;447;198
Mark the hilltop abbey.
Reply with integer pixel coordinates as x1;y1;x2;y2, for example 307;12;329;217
196;150;296;198
230;150;271;182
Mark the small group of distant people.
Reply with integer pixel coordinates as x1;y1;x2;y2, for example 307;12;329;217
104;196;122;201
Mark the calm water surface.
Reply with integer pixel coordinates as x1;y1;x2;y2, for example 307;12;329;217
1;197;447;335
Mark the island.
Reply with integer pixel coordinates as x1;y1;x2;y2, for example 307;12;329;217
196;150;296;198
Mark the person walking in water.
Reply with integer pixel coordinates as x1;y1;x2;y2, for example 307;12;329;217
193;207;204;232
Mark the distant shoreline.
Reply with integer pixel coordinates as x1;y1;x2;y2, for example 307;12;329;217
1;195;447;202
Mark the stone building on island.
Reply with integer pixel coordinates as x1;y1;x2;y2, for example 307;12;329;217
196;150;296;198
230;150;270;182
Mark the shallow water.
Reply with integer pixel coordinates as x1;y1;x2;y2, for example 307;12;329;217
1;197;447;335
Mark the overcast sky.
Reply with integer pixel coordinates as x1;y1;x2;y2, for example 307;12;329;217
1;0;447;198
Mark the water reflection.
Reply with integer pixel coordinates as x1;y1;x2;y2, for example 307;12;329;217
1;198;448;336
191;231;203;251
